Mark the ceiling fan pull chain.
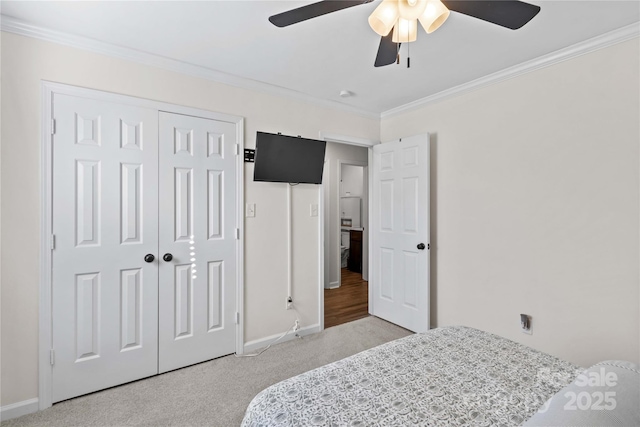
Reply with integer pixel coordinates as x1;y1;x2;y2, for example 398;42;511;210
407;42;410;68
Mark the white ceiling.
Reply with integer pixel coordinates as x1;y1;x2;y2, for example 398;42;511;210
2;1;639;114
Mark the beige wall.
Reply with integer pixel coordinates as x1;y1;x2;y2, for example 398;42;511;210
323;142;369;288
0;32;379;406
381;38;640;368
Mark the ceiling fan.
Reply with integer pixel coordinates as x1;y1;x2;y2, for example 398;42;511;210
269;0;541;67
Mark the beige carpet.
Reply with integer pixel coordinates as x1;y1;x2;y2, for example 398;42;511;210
2;316;411;427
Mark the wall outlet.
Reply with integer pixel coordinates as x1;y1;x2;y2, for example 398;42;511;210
246;203;256;218
520;314;533;335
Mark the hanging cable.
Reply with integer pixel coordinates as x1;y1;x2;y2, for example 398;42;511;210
236;183;301;358
235;308;301;358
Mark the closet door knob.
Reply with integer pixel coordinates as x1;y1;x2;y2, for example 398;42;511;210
144;254;155;263
163;253;173;262
417;243;426;250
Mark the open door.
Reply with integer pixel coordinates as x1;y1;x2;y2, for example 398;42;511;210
370;134;430;332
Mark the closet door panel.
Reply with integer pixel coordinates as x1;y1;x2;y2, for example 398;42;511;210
52;94;159;402
158;112;238;373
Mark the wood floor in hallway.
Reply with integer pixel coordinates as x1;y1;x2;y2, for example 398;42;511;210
324;268;369;328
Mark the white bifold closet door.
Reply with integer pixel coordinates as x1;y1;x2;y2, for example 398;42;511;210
51;95;238;402
158;112;237;373
52;94;160;402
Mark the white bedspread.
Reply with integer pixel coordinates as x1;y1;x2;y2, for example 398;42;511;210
242;326;581;426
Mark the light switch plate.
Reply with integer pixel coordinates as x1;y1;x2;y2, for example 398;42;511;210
246;203;256;218
310;204;318;217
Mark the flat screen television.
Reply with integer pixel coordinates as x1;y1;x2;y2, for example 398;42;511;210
254;132;326;184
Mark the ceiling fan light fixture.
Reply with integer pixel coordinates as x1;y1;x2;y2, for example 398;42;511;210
368;0;400;36
270;0;543;68
418;0;450;33
398;0;428;20
392;18;418;43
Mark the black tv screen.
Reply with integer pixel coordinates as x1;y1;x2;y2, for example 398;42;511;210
254;132;326;184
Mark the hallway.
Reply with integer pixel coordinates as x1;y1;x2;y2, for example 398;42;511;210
324;269;369;328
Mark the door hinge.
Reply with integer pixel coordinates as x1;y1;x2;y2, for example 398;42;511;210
235;144;239;155
235;228;240;240
235;312;240;324
50;349;55;366
51;119;56;135
50;234;56;250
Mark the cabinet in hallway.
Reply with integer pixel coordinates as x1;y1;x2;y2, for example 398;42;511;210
348;230;362;273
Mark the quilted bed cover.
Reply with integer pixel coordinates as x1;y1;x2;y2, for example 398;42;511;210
242;326;582;426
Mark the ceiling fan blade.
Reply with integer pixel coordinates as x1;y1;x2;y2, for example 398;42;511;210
442;0;541;30
374;31;399;67
269;0;373;28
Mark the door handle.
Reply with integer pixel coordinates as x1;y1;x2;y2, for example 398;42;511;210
144;254;155;263
163;253;173;262
417;243;426;250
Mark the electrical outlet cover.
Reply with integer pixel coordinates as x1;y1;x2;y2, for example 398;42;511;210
521;315;533;335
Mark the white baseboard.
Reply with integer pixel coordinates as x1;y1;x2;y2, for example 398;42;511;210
243;323;321;354
327;281;339;289
0;398;39;422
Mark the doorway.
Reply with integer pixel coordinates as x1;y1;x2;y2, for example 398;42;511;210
322;140;370;329
317;133;430;335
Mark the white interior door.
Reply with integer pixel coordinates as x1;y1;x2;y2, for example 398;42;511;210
158;112;238;373
52;94;159;402
371;134;430;332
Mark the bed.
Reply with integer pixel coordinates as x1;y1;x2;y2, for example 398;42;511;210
241;326;584;426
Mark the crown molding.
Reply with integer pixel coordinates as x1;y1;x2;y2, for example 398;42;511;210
0;15;380;120
3;15;638;122
381;22;640;119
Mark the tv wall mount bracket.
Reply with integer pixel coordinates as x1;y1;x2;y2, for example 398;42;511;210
244;149;255;163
